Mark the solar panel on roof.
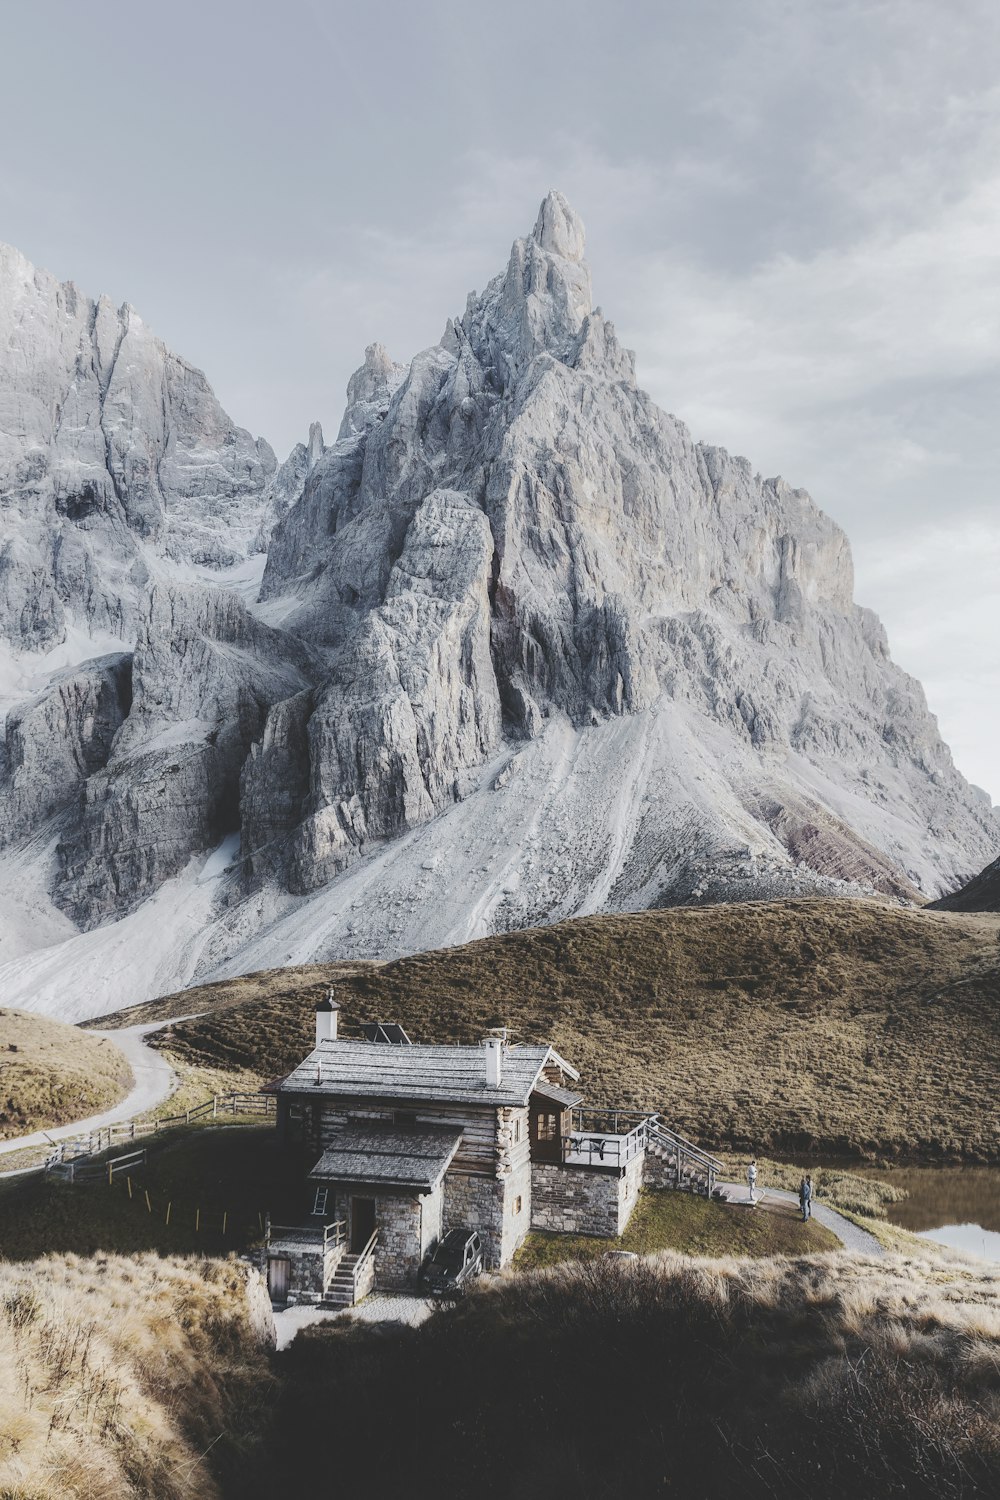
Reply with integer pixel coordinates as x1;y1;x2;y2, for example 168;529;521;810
360;1021;412;1045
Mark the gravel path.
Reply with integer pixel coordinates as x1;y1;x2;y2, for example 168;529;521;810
720;1181;885;1257
0;1016;189;1163
272;1293;435;1350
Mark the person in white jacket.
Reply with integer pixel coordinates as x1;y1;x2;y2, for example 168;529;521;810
747;1158;758;1204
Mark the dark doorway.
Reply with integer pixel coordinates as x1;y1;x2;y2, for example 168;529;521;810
350;1196;376;1252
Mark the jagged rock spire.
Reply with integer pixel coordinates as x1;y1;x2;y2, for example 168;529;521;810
532;190;586;262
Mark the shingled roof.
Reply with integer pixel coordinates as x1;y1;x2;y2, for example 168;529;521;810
280;1038;579;1108
309;1123;462;1191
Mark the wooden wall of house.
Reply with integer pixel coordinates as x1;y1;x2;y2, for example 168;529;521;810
301;1097;502;1173
283;1095;534;1179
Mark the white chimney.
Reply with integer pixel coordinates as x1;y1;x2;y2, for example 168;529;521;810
316;990;339;1047
483;1031;506;1088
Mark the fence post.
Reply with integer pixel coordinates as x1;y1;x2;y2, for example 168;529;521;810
213;1097;218;1119
222;1212;227;1236
196;1208;200;1233
145;1190;152;1213
166;1202;171;1226
108;1162;112;1186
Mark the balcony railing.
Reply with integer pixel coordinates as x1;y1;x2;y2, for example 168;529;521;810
265;1218;346;1252
564;1108;651;1169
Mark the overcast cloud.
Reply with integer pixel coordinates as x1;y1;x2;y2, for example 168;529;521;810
1;0;996;798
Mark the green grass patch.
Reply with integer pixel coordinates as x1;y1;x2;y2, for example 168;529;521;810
0;1125;306;1260
514;1187;840;1269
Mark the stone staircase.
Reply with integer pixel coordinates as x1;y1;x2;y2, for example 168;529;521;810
321;1253;364;1308
320;1229;378;1308
644;1119;723;1197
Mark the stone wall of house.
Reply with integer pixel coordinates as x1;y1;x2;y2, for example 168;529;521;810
443;1172;503;1267
618;1152;644;1231
442;1162;530;1269
530;1155;644;1238
498;1157;532;1265
421;1181;444;1260
372;1191;423;1288
264;1236;344;1306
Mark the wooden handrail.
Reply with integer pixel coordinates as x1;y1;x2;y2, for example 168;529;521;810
354;1228;378;1263
324;1219;347;1249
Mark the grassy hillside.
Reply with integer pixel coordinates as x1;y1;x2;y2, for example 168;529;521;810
104;900;1000;1162
515;1185;840;1266
0;1007;132;1138
0;1127;304;1262
0;1253;274;1500
247;1251;1000;1500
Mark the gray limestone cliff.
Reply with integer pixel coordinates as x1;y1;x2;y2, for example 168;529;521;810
0;241;281;652
0;195;996;983
246;191;997;900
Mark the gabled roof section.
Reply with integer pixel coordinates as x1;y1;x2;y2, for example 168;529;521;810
309;1123;462;1192
532;1078;584;1109
279;1038;579;1108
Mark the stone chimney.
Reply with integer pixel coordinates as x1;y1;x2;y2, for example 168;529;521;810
316;989;339;1047
483;1030;506;1088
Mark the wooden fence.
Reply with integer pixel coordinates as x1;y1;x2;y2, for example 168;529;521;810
44;1091;276;1173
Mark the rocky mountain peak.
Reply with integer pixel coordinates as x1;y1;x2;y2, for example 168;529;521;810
337;341;407;440
532;189;587;262
0;199;996;1021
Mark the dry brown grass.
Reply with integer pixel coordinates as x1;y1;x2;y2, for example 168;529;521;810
0;1010;132;1140
103;900;1000;1162
255;1248;1000;1499
0;1252;275;1500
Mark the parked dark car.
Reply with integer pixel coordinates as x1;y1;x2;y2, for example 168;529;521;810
418;1228;484;1296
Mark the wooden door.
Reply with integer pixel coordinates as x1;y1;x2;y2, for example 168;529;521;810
350;1196;376;1252
267;1256;290;1302
530;1104;562;1164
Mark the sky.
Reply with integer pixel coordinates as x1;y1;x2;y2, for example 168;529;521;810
1;0;997;799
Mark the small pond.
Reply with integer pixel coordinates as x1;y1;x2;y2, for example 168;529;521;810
865;1166;1000;1263
786;1158;1000;1264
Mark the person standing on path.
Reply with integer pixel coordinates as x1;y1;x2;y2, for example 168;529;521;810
800;1174;813;1221
747;1158;758;1204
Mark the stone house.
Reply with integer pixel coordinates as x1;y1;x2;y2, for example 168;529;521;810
264;994;718;1307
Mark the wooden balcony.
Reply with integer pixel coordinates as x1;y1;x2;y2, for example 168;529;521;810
563;1108;651;1169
